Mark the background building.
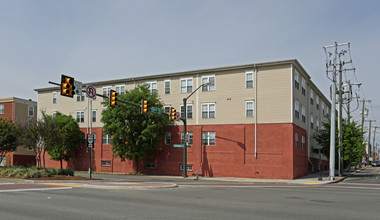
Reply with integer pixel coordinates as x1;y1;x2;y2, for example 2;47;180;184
35;59;330;179
0;97;37;167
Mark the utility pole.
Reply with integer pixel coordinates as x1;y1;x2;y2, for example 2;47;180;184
372;126;380;160
324;42;350;180
365;120;376;163
361;99;371;133
344;81;361;123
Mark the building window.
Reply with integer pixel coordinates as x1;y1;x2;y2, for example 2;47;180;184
145;163;157;169
246;71;254;88
164;106;171;114
202;75;215;91
92;110;97;122
294;71;299;89
102;133;111;144
28;106;34;116
101;161;111;167
77;93;85;102
322;102;325;115
202;131;215;146
76;111;84;123
316;118;320;131
316;96;320;110
202;103;215;119
181;104;193;119
0;104;3;114
181;132;193;145
302;136;306;150
295;133;299;148
310;114;314;129
115;85;125;95
164;80;170;94
181;78;193;93
180;164;193;171
165;132;171;145
301;78;306;96
53;92;57;104
310;91;314;105
246;101;254;117
295;100;300;119
301;106;306;123
103;86;111;97
327;107;330;117
146;82;157;94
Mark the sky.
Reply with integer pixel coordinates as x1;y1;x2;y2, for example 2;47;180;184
1;0;380;138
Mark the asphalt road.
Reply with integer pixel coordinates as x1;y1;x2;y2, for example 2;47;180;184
1;183;380;220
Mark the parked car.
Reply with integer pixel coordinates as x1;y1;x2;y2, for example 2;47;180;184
372;160;379;167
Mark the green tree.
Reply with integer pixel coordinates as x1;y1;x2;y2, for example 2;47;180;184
101;84;170;173
45;112;84;169
313;117;365;168
0;118;18;165
17;112;56;168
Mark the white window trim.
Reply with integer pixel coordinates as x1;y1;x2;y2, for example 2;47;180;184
164;80;171;94
103;86;112;97
115;84;126;95
202;131;216;146
201;75;215;91
53;92;57;104
164;105;171;114
245;71;254;88
92;110;97;122
165;132;171;145
28;106;34;116
146;81;158;94
76;110;85;123
202;103;216;119
246;100;254;117
180;77;193;94
180;103;193;119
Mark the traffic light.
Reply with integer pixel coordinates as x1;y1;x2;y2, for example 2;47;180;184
141;99;148;114
60;75;75;97
170;107;176;121
109;90;117;107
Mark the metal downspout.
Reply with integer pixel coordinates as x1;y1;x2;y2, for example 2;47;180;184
254;65;258;158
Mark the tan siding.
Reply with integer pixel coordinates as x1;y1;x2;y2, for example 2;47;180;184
257;65;292;123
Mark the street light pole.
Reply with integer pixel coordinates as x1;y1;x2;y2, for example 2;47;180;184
182;82;210;178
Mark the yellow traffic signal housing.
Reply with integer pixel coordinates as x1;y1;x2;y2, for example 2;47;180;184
141;99;148;114
170;107;176;121
109;90;117;107
60;75;75;98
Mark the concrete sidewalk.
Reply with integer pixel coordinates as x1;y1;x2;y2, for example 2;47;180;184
75;169;348;185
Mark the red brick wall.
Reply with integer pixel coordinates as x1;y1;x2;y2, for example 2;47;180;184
0;102;14;121
43;124;323;179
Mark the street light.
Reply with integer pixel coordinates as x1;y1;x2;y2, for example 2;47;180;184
182;81;211;178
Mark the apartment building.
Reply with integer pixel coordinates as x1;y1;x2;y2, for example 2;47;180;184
35;59;330;179
0;97;37;167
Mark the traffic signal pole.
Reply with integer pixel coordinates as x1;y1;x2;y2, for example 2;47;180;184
181;82;210;178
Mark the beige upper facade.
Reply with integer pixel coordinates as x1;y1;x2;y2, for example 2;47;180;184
0;97;37;156
35;59;331;135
